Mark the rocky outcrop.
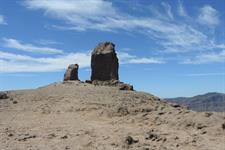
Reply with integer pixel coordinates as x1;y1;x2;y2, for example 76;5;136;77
62;42;133;90
91;42;119;81
63;64;79;81
91;80;133;91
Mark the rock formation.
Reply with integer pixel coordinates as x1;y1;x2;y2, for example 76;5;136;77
63;64;79;81
91;42;119;81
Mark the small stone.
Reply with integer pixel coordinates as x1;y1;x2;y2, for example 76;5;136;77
158;112;165;115
61;135;68;139
170;103;181;108
85;80;92;84
201;131;207;134
119;84;133;91
222;123;225;130
48;133;56;139
117;107;129;116
125;136;138;145
205;112;213;117
196;123;207;130
13;101;18;104
145;131;159;141
8;133;13;137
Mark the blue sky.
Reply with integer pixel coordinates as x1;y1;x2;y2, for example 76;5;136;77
0;0;224;98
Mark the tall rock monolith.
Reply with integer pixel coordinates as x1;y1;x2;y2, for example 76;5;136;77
91;42;119;81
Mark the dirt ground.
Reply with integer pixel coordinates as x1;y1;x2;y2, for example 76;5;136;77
0;81;224;150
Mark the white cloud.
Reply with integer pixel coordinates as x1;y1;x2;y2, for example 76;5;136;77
2;38;63;54
198;5;219;26
0;15;7;25
0;51;90;72
23;0;223;54
0;50;163;73
183;50;225;64
24;0;118;31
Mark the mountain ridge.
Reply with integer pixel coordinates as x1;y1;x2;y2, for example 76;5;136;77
165;92;225;112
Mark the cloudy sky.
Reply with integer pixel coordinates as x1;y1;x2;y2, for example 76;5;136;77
0;0;224;97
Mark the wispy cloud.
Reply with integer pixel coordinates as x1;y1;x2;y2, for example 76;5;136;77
184;73;225;77
198;5;219;26
36;39;62;45
0;15;7;25
177;0;188;17
161;2;174;20
118;52;164;64
23;0;224;56
2;38;63;54
183;50;225;64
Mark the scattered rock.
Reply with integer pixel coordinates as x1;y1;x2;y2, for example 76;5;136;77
0;92;8;99
201;131;207;134
64;64;79;81
222;123;225;130
12;101;18;104
205;112;213;117
85;80;92;84
125;136;138;145
91;80;134;91
117;106;129;116
158;112;165;115
91;42;119;81
47;133;56;139
145;130;165;142
186;122;195;128
8;133;13;137
196;123;207;130
141;108;152;113
18;134;36;141
145;133;159;141
170;103;181;108
61;135;68;139
119;84;133;91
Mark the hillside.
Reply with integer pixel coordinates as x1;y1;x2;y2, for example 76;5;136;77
0;81;225;150
165;92;225;112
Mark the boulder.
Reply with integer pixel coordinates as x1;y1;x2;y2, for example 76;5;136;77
91;42;119;81
63;64;79;81
0;92;8;99
119;84;134;91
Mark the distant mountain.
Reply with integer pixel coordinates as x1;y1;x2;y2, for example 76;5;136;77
165;92;225;112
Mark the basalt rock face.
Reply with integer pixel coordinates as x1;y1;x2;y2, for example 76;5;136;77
91;42;119;81
63;64;79;81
